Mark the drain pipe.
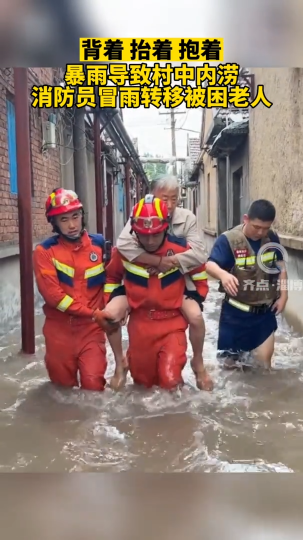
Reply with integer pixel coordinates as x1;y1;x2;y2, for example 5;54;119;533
100;109;149;189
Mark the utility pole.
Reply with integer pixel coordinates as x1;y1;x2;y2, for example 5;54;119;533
14;68;35;355
94;111;104;234
125;158;131;222
159;108;185;176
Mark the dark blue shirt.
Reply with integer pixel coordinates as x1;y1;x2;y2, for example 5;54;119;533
208;232;283;270
208;231;283;325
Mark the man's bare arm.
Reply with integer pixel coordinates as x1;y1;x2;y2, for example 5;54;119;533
205;261;228;281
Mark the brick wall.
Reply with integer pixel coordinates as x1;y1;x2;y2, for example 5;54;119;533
0;67;62;245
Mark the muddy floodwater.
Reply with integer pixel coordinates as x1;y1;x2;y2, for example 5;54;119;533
1;281;303;473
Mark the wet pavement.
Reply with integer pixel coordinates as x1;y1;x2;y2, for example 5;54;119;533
1;281;303;473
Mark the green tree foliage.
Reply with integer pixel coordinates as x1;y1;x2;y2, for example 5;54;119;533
142;153;167;183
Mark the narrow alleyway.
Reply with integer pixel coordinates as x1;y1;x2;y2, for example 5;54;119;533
0;281;303;473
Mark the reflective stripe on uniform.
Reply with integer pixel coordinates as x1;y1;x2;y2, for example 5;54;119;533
122;261;150;278
104;283;122;293
158;267;179;279
56;295;74;312
84;263;105;279
191;271;208;281
235;251;276;267
158;266;182;288
227;298;251;312
52;258;75;277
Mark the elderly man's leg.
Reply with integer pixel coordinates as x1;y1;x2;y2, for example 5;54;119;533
102;295;129;390
107;326;128;391
180;296;213;391
105;295;129;322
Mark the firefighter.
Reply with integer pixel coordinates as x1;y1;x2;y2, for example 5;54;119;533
205;199;288;369
102;195;212;391
33;187;111;391
103;175;211;390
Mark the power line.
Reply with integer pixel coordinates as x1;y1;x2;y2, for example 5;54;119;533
159;109;186;175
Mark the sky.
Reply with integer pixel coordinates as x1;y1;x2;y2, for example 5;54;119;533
122;106;202;159
78;0;301;157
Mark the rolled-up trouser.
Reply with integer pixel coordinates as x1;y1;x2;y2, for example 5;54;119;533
127;309;188;390
43;316;107;391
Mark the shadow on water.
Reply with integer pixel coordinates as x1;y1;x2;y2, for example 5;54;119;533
0;282;303;472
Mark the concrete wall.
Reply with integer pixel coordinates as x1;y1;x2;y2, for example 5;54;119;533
249;68;303;236
282;248;303;334
86;149;97;234
249;68;303;332
195;171;203;235
201;153;218;233
184;189;194;212
0;255;25;335
229;137;250;223
59;125;97;235
59;118;74;191
217;158;227;235
0;246;44;334
203;108;216;146
194;108;219;253
59;137;127;243
202;108;218;235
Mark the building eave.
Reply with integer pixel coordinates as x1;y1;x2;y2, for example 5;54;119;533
209;120;249;158
188;157;203;183
204;115;227;146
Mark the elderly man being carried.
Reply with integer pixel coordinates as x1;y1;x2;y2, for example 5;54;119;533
103;175;213;392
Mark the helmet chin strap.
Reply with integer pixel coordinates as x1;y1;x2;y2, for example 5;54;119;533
63;231;83;241
53;225;85;242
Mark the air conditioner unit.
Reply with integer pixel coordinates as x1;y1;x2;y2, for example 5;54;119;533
42;121;56;149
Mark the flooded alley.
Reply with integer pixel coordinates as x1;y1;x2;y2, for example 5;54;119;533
0;281;303;473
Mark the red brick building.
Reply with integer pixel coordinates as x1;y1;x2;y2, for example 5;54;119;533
0;67;147;330
0;67;62;245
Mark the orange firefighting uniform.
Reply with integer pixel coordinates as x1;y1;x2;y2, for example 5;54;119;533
104;234;209;389
33;231;107;390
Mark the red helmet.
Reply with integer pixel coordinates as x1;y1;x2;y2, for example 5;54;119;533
45;188;83;221
130;195;170;235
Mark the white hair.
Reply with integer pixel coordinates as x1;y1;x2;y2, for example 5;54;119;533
150;175;180;193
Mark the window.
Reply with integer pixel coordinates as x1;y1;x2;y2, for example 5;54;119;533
207;173;210;223
6;97;17;194
6;95;35;196
118;176;124;213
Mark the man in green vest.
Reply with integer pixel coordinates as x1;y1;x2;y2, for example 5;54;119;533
206;199;288;369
